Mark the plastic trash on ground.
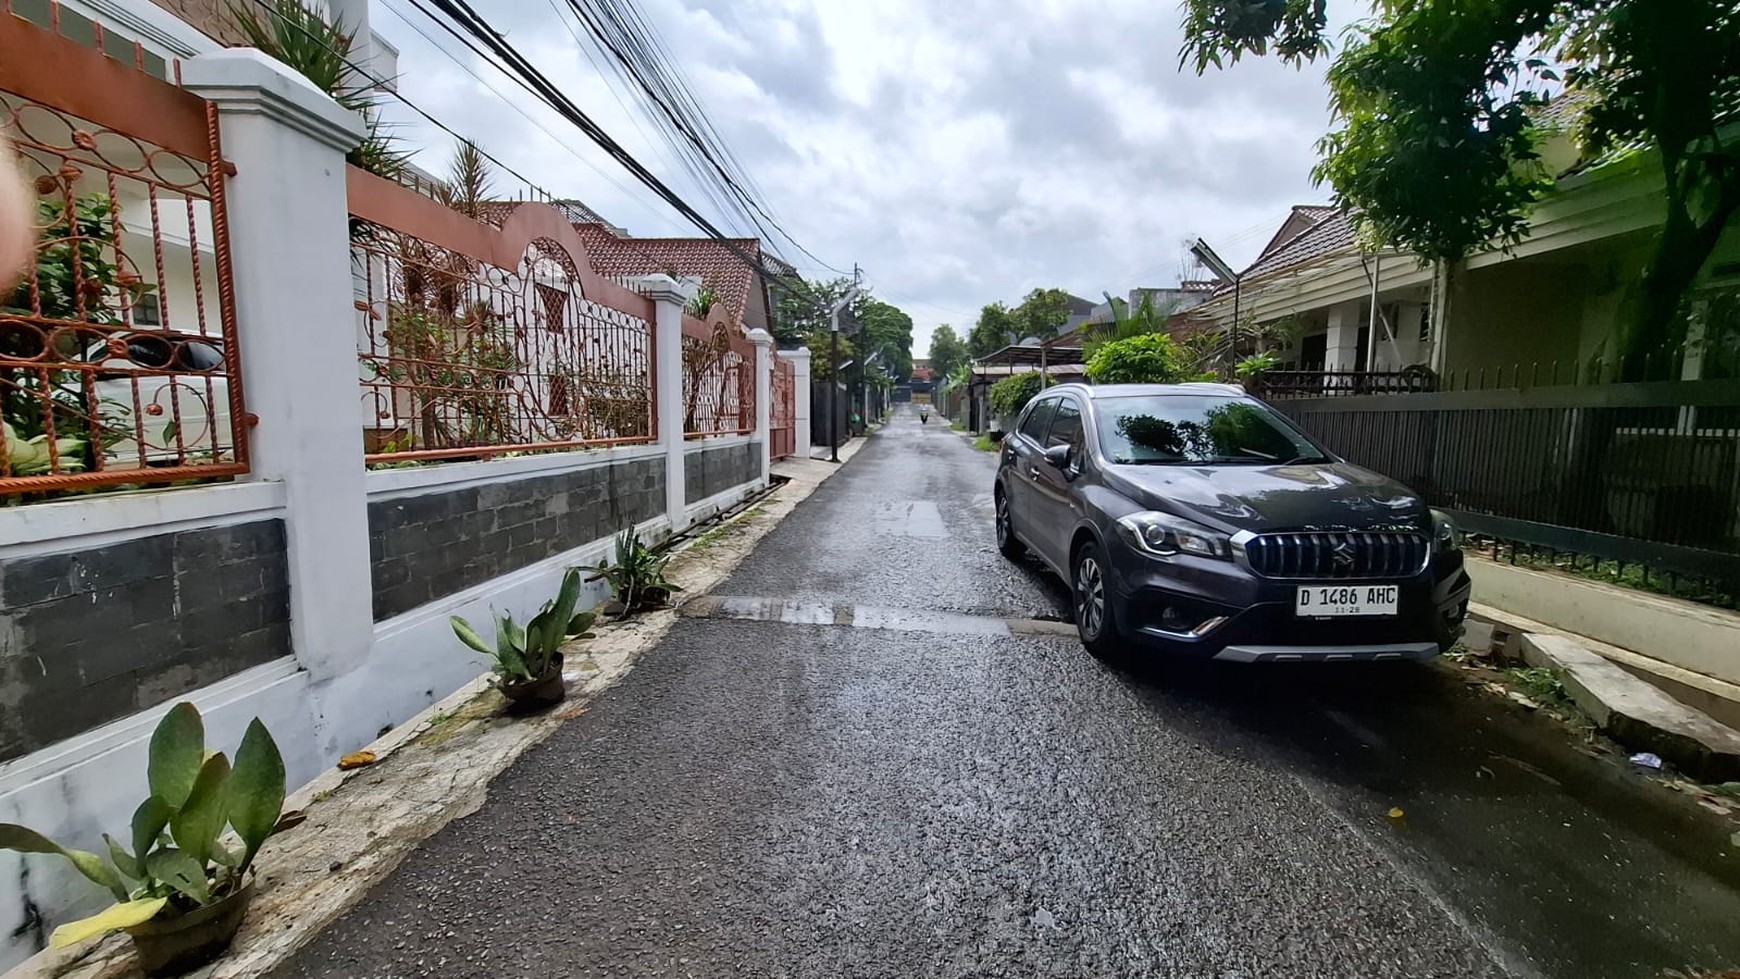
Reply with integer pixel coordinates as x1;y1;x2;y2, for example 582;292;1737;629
1629;752;1664;769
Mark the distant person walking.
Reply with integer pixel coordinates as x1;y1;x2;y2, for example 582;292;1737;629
919;406;931;425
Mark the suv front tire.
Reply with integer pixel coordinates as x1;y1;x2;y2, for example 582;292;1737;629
1073;539;1124;659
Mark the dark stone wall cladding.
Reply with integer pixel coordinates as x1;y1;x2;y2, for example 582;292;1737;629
685;441;762;505
0;520;290;762
370;457;666;621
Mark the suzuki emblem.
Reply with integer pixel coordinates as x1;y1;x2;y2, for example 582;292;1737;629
1331;538;1357;569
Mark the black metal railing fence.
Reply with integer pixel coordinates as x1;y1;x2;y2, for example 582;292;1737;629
1270;377;1740;606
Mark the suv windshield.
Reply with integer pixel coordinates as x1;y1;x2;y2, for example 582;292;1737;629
1095;395;1331;465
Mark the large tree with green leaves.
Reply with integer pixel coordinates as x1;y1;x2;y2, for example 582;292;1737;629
857;299;916;380
928;325;969;380
772;276;856;347
968;302;1022;357
1182;0;1740;376
777;277;914;379
1013;287;1075;340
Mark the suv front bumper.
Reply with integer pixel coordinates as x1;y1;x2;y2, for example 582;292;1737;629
1106;543;1471;660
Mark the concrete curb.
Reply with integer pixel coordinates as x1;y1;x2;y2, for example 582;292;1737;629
1470;556;1740;689
1470;600;1740;731
1520;633;1740;782
4;448;870;979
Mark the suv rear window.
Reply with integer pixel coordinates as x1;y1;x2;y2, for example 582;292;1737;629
1095;395;1329;465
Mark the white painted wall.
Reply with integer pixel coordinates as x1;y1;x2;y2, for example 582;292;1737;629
0;435;774;969
0;46;771;972
780;347;813;461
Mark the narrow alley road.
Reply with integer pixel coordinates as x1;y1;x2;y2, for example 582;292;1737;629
277;407;1740;979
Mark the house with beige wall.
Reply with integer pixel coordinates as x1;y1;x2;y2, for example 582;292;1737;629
1184;110;1740;385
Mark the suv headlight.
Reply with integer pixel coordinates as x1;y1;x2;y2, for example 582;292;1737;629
1431;509;1461;553
1115;511;1230;559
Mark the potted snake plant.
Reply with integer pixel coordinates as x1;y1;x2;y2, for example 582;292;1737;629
585;530;682;616
0;702;289;976
451;568;596;710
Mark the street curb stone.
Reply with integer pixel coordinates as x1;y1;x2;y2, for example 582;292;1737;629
1521;633;1740;782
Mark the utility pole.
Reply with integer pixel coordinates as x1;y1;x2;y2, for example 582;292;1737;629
827;266;864;464
1191;238;1242;369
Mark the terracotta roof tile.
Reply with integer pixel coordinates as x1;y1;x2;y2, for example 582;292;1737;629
1254;204;1339;260
575;224;763;323
1239;210;1356;284
470;201;768;325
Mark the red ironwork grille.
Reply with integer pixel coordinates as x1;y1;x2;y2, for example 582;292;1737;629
0;11;245;496
352;227;655;462
682;314;754;437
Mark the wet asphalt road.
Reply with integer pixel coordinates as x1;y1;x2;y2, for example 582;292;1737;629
276;407;1740;979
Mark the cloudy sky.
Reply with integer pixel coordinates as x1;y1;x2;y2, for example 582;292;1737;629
371;0;1357;354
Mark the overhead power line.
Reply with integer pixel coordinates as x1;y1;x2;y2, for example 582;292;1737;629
409;0;827;302
555;0;850;277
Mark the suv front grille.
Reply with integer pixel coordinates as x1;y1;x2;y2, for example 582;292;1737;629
1240;531;1429;580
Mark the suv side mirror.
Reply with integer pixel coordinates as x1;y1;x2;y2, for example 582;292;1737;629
1042;444;1073;470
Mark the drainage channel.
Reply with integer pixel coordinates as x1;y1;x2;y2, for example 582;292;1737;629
680;595;1078;639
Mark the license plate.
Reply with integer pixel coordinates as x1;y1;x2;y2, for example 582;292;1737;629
1296;585;1399;617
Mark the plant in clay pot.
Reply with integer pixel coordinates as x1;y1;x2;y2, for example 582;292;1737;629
451;567;596;710
0;702;289;977
585;530;682;616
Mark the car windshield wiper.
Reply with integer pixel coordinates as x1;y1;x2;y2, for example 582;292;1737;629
1281;455;1330;465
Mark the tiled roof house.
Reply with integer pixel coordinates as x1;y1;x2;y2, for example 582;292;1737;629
1181;88;1740;381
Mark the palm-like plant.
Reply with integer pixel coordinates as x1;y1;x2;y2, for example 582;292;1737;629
686;286;721;319
1084;291;1178;358
435;139;492;221
228;0;411;179
585;531;681;615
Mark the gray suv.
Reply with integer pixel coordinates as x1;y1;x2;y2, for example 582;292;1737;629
993;383;1470;661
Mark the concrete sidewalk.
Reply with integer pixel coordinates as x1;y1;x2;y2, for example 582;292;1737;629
6;442;873;979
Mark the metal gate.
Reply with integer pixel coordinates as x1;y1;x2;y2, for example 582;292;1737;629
770;355;796;459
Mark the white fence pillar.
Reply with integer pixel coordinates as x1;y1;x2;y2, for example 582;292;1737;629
182;50;371;683
747;328;773;484
782;346;812;460
1323;300;1363;372
642;275;694;532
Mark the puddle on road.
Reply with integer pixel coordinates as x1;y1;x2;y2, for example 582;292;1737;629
683;595;1074;639
866;500;949;538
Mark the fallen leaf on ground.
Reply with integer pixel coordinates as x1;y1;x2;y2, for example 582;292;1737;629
1476;766;1496;779
1387;807;1405;820
1507;691;1541;711
338;750;377;770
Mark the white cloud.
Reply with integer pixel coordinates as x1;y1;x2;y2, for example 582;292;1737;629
371;0;1358;353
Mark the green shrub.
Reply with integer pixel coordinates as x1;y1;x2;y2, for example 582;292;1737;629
989;371;1045;416
1085;333;1193;385
1235;351;1280;378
